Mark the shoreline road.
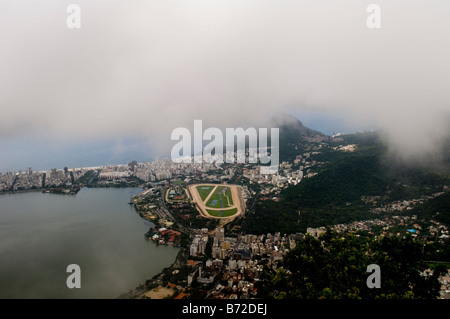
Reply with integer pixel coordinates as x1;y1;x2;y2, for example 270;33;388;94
186;183;245;220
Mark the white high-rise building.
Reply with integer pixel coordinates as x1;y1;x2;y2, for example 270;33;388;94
215;228;225;243
229;259;237;271
190;244;198;256
198;239;207;255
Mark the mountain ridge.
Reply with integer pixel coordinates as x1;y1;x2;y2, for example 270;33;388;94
243;120;450;235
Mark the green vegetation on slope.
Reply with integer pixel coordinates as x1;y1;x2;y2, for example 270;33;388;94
283;153;388;207
244;139;450;235
411;191;450;228
245;150;387;234
256;230;447;299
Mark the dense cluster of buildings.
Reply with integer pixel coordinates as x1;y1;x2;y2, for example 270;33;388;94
241;150;326;193
326;214;449;243
2;141;449;300
0;167;91;192
43;168;73;188
90;143;331;192
439;272;450;298
185;227;305;299
370;192;446;214
0;169;43;191
0;172;16;192
179;222;450;298
1;139;338;194
97;160;225;183
146;227;181;246
428;219;450;243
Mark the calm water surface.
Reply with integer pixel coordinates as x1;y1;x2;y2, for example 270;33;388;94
0;187;179;298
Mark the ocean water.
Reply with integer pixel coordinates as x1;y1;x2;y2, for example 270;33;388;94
0;187;179;299
0;114;372;174
0;137;159;173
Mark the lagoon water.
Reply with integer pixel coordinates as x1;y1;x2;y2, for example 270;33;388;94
0;187;179;299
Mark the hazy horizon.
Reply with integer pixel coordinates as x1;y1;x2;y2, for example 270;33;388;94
0;111;374;173
1;1;449;172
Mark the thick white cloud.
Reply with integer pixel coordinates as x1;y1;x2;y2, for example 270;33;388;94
0;0;449;160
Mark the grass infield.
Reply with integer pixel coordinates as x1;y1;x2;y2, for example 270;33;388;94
196;185;214;202
206;186;233;208
206;207;238;217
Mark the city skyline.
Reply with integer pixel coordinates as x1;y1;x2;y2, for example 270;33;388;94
0;112;375;174
0;0;449;304
0;1;449;169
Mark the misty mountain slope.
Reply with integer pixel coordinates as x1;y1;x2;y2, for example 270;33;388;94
244;124;450;234
412;192;450;228
278;119;391;208
270;113;329;162
282;154;388;207
273;113;328;141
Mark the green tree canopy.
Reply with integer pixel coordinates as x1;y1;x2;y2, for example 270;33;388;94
257;230;446;299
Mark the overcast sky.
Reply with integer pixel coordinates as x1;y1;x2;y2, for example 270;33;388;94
0;0;449;168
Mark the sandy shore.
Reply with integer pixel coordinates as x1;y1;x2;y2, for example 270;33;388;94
142;286;175;299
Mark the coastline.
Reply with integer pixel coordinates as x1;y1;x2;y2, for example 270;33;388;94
0;186;81;196
0;186;178;299
120;188;187;299
0;188;44;195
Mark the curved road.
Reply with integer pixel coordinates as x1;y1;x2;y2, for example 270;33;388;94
187;184;245;220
